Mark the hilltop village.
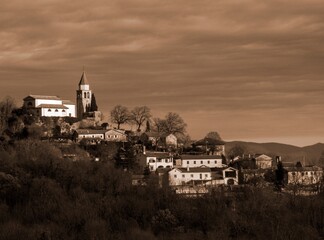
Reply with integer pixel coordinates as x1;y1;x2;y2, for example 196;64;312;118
1;71;324;239
0;71;323;197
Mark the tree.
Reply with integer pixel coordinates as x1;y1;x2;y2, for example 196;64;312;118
110;105;130;129
130;106;151;132
153;112;187;136
90;93;98;111
0;96;16;133
275;161;285;191
205;131;222;141
227;144;246;160
145;120;151;132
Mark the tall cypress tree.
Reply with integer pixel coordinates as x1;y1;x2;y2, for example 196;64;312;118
90;93;98;111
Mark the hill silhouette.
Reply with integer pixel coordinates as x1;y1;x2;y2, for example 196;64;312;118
225;141;324;166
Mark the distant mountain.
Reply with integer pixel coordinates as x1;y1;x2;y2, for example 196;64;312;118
225;141;324;166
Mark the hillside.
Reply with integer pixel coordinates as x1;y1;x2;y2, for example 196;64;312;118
225;141;324;166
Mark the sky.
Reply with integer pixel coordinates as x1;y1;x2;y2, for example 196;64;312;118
1;0;324;146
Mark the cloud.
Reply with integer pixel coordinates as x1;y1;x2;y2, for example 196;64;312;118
1;0;324;144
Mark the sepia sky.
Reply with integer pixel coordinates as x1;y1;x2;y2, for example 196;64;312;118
1;0;324;146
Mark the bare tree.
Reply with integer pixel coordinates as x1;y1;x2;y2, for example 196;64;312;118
152;113;187;136
162;112;187;135
130;106;151;132
110;105;130;129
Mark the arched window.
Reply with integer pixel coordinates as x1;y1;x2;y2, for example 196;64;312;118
62;110;66;112
55;109;58;112
48;109;51;112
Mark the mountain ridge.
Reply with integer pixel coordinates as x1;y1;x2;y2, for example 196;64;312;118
225;141;324;166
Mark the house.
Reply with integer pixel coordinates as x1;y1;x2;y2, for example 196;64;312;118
176;155;224;168
23;95;76;117
254;154;273;169
164;133;177;147
140;132;177;148
169;166;238;187
285;165;323;185
209;167;239;185
75;128;127;143
143;152;174;171
104;129;127;142
168;167;212;186
193;138;225;156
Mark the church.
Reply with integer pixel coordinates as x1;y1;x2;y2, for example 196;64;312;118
23;71;95;119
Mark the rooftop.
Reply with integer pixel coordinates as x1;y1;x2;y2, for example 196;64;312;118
38;104;68;109
24;95;61;101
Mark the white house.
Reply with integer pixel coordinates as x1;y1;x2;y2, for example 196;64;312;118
75;128;128;144
145;152;173;171
23;95;76;117
286;166;323;185
169;167;212;186
255;154;273;169
104;129;127;142
177;155;224;168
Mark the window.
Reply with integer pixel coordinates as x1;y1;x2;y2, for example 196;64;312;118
225;171;236;178
62;110;65;112
174;174;177;178
201;161;203;164
84;92;87;98
190;174;194;178
87;92;90;98
193;161;196;164
55;109;58;112
215;160;217;164
205;174;208;178
207;161;210;164
187;161;189;164
200;174;202;179
48;109;51;112
182;174;185;178
148;158;155;163
27;102;33;107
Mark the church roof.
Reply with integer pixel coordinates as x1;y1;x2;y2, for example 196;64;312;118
79;71;89;85
38;104;68;109
24;95;61;101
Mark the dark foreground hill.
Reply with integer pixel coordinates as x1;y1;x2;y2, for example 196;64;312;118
226;141;324;166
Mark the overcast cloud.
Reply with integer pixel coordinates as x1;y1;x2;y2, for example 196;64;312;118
1;0;324;146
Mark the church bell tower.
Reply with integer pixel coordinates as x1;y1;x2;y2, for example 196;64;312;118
76;71;92;119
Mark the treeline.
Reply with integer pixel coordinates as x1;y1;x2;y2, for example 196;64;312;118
0;140;323;240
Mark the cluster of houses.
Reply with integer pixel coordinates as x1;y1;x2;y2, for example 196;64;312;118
20;70;324;195
133;144;324;195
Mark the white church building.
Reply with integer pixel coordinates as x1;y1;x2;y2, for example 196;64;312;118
23;71;96;119
23;95;76;117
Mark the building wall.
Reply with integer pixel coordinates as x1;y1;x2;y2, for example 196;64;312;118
64;104;76;117
104;130;127;142
35;99;62;106
41;107;67;117
77;133;105;141
287;170;323;185
169;169;212;186
147;156;173;171
181;158;223;168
